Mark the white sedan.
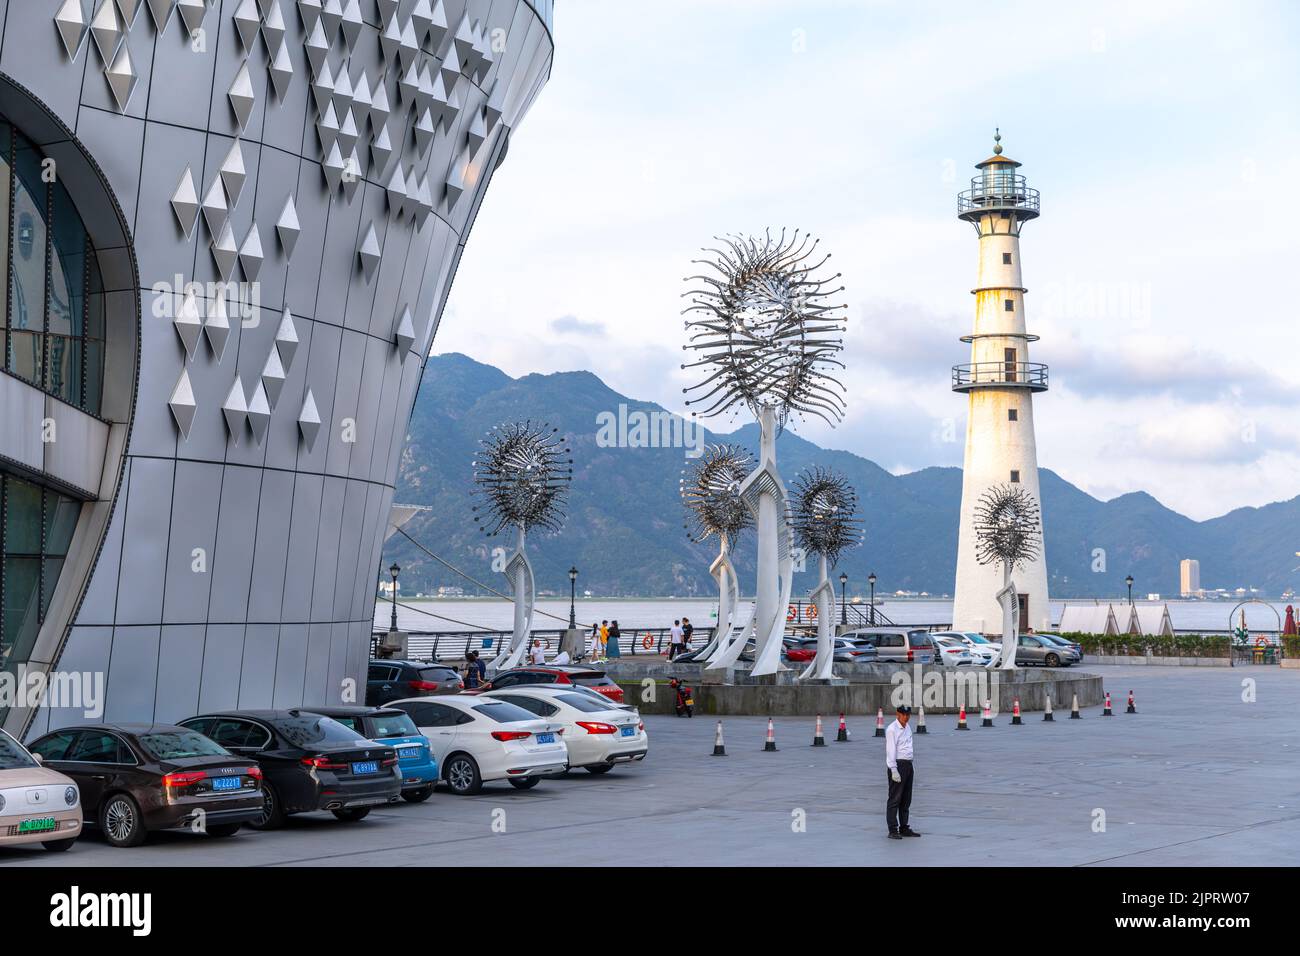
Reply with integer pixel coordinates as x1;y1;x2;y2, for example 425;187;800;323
936;631;1000;666
482;687;648;774
931;634;975;666
387;695;568;795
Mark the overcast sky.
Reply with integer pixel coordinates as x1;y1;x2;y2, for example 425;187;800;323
437;0;1300;521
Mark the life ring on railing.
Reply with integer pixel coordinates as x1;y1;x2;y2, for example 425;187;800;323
642;635;654;650
787;605;797;622
807;604;818;620
1255;636;1270;647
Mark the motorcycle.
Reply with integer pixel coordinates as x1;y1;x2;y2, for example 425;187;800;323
669;677;694;718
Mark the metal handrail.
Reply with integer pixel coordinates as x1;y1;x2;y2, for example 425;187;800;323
952;361;1048;389
958;174;1040;215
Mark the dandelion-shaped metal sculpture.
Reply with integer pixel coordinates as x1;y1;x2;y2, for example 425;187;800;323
472;421;572;672
680;444;755;664
972;484;1042;670
789;467;863;681
682;230;847;677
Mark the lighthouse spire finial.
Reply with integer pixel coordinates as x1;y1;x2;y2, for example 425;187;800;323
993;128;1002;155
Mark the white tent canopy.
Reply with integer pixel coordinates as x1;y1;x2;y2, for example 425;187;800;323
1057;603;1121;636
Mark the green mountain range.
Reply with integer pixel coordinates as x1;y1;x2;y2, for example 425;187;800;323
381;353;1300;601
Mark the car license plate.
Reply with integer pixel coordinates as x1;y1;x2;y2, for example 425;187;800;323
620;726;636;737
398;746;420;760
351;761;379;775
211;776;242;791
535;732;555;744
19;817;56;834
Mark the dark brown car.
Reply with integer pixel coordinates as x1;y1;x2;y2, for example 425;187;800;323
27;723;263;848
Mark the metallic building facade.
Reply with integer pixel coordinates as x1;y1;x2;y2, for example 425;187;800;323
0;0;553;738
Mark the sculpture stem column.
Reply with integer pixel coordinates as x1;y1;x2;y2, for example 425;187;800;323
997;561;1018;670
512;524;527;654
753;404;778;659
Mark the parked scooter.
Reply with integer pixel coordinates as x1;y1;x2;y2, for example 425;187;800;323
669;677;694;718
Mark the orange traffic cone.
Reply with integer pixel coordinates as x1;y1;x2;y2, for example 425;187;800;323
712;720;726;756
1011;697;1022;725
836;713;849;742
957;706;969;730
981;700;993;728
1069;694;1081;719
763;717;778;752
1126;690;1137;714
874;708;885;738
916;706;927;734
812;714;826;747
1103;692;1113;716
1044;695;1055;721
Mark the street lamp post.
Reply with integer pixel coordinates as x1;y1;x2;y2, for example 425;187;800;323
568;566;579;628
868;572;877;626
1126;574;1134;606
388;563;400;632
839;573;848;625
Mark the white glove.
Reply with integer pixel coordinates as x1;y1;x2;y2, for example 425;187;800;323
890;769;901;783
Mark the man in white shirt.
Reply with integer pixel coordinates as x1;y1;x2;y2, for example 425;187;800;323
667;620;684;660
885;704;921;840
530;639;547;666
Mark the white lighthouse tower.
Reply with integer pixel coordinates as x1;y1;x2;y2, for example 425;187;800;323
951;131;1051;634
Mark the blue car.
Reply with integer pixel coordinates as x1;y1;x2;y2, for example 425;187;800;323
304;706;438;802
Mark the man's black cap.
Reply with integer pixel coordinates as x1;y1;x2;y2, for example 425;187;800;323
896;704;912;715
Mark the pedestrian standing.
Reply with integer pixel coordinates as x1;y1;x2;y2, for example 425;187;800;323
530;638;547;666
885;704;921;840
599;620;610;661
463;651;486;689
607;620;622;658
588;622;600;662
668;619;684;660
681;617;694;651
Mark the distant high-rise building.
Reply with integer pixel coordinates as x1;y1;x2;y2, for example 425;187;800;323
1180;559;1201;596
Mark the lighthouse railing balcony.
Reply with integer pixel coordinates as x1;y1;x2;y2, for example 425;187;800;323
958;175;1040;217
952;361;1048;392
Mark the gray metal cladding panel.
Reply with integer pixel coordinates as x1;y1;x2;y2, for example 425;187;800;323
281;472;325;620
294;318;343;473
162;459;224;624
247;469;295;621
72;107;145;229
324;328;367;475
302;622;335;706
309;477;346;621
224;303;278;470
0;0;87;124
75;463;129;627
272;624;309;708
264;316;315;472
325;621;352;705
128;289;185;460
197;624;247;713
29;627;114;738
144;14;221;130
283;161;333;320
115;457;176;626
331;479;369;621
206;465;263;624
347;333;392;479
134;120;207;302
155;625;207;723
103;626;162;723
312;186;368;329
238;624;280;707
354;482;394;619
343;184;389;334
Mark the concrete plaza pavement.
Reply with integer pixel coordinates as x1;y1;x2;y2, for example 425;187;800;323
3;665;1296;867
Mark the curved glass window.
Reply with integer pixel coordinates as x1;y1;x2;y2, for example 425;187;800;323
0;470;80;678
0;116;104;415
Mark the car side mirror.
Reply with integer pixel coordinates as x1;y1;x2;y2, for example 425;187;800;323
32;753;43;765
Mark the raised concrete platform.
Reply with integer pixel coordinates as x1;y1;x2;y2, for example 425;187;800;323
606;659;1103;716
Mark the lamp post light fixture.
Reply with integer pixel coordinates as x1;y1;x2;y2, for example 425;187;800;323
839;573;848;625
568;566;579;628
388;563;400;632
1126;574;1134;606
868;572;877;626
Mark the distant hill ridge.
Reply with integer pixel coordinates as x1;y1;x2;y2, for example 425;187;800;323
383;353;1300;600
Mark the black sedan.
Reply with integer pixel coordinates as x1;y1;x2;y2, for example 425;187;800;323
26;723;263;848
178;710;401;828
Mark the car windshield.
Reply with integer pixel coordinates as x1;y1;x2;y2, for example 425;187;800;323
419;667;457;681
0;730;37;770
270;715;367;747
138;730;229;760
371;713;420;737
472;701;539;724
555;693;614;713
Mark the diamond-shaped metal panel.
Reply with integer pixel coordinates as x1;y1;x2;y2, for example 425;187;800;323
358;223;380;279
171;165;200;238
105;42;139;112
298;388;321;448
228;61;256;130
275;307;299;371
169;368;197;438
55;0;89;61
276;195;300;258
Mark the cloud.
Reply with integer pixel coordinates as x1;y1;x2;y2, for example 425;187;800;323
550;315;608;337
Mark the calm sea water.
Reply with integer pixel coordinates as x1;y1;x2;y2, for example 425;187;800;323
376;597;1294;634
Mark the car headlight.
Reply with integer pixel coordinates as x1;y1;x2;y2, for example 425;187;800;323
65;786;78;807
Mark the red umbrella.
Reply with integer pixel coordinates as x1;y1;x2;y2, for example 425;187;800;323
1285;605;1296;636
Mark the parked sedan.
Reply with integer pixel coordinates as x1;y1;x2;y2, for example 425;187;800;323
1035;633;1082;664
178;710;400;828
481;687;648;773
932;634;975;666
470;666;625;704
388;695;568;795
367;659;463;705
304;706;438;803
0;729;81;852
1013;634;1069;667
27;724;262;847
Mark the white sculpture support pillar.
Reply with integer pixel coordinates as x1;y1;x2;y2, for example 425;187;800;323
493;525;535;672
748;404;792;677
996;563;1018;670
698;534;739;662
801;553;837;680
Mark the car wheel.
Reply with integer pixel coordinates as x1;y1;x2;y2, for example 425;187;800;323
1045;653;1060;667
100;793;148;848
42;837;75;852
508;777;540;790
248;783;286;830
206;822;242;838
444;754;483;795
585;764;614;775
332;807;371;822
401;785;435;803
